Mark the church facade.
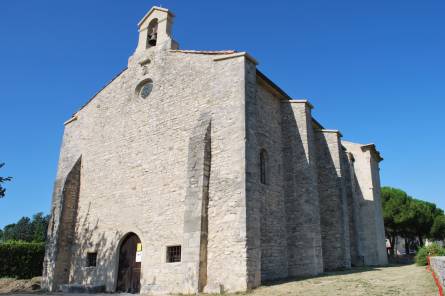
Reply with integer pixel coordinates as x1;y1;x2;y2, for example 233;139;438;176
42;7;387;295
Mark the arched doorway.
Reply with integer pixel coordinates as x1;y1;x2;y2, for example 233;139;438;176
116;233;142;293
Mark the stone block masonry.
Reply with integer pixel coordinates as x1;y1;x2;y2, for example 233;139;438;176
316;130;351;270
279;100;324;277
43;6;388;295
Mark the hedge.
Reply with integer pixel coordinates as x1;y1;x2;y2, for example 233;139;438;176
0;242;45;279
415;243;445;266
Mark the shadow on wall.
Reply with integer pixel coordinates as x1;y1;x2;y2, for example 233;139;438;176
69;202;127;292
47;156;133;292
352;171;381;266
278;102;323;277
315;132;351;271
44;157;83;291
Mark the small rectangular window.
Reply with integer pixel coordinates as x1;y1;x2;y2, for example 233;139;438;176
87;252;97;267
166;246;181;263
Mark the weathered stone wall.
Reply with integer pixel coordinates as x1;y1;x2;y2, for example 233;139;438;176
280;101;324;277
44;7;389;294
42;116;85;292
315;131;351;270
342;141;388;266
54;158;82;286
203;54;249;294
245;79;325;282
245;77;288;282
341;149;364;266
182;114;211;293
430;256;445;289
44;46;251;294
369;151;388;265
244;60;262;289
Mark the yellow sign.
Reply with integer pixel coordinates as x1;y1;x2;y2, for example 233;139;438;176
137;243;142;252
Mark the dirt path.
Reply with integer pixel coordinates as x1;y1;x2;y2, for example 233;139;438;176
244;264;437;296
0;277;41;294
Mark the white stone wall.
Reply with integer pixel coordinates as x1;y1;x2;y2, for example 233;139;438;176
342;141;388;266
280;101;324;277
45;47;250;294
43;7;389;293
315;131;351;270
341;149;364;266
247;80;289;281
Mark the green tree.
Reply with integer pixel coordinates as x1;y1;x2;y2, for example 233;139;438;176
409;199;436;246
2;223;18;241
0;213;49;243
31;212;50;242
14;217;33;242
431;215;445;241
381;187;413;255
382;186;445;255
0;163;12;198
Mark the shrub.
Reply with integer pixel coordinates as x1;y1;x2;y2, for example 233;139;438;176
0;241;45;279
415;243;445;266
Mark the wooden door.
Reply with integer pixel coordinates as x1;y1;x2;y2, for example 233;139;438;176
117;233;141;293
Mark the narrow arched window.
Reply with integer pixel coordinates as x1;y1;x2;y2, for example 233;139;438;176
260;149;267;185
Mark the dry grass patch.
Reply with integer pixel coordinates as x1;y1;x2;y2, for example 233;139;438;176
197;264;436;296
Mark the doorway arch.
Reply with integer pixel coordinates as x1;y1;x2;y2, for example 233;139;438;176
116;233;142;293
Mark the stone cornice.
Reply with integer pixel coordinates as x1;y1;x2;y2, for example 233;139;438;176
281;99;314;109
361;144;383;162
137;6;174;27
213;52;258;65
315;129;343;137
64;115;78;125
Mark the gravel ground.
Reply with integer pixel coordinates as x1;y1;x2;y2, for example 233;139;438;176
242;264;437;296
2;264;437;296
0;277;41;294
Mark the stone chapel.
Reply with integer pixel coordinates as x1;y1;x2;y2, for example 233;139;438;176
42;6;388;295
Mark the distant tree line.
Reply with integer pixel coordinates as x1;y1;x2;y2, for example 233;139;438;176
0;213;50;243
382;186;445;256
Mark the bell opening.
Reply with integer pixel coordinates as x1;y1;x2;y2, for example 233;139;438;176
148;32;157;46
147;18;159;48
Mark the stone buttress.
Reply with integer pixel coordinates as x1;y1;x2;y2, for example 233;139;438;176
315;130;351;270
43;5;388;295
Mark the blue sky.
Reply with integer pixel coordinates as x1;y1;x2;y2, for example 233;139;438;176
0;0;444;228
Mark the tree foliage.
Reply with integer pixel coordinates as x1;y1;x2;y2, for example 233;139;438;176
382;186;445;255
431;215;445;241
381;187;413;254
0;213;50;243
0;162;12;198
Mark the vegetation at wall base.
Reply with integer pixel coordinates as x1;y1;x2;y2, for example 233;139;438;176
415;243;445;266
0;241;45;279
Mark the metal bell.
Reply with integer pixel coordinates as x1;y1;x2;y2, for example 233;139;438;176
148;33;157;46
148;27;157;46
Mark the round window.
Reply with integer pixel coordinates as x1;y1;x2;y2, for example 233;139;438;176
139;81;153;99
